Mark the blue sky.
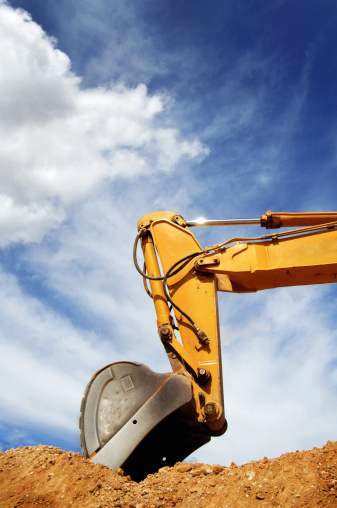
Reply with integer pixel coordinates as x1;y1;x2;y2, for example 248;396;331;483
1;0;337;466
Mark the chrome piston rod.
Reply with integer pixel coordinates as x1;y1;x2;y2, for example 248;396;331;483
186;218;261;227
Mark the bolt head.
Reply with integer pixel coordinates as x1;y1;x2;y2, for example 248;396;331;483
204;402;216;415
160;326;171;340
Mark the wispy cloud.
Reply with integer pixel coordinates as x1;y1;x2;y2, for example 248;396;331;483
196;286;337;465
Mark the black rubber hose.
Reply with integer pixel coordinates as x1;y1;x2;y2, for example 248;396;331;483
162;251;202;329
133;230;203;332
133;232;164;281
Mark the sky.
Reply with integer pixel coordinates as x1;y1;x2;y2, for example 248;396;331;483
0;0;337;468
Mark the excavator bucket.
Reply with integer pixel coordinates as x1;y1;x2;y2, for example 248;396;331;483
79;362;211;481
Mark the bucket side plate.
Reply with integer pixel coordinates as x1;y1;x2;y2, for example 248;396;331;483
79;362;210;480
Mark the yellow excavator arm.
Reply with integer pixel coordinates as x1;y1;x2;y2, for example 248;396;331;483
79;210;337;480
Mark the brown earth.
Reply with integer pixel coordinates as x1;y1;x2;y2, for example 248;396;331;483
0;441;336;507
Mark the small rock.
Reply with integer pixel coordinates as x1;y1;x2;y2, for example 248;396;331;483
191;466;211;476
177;463;192;473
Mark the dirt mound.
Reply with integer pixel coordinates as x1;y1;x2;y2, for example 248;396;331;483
0;441;336;507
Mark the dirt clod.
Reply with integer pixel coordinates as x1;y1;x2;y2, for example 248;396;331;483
0;441;337;506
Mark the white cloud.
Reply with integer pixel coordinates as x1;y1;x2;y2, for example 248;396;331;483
0;2;207;247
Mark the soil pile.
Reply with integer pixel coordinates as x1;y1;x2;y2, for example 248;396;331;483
0;441;336;507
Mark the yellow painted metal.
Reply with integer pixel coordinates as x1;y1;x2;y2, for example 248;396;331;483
140;226;210;399
196;227;337;293
137;210;337;431
260;211;337;229
140;233;171;328
138;212;224;429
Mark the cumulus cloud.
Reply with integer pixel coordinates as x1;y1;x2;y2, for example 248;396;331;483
0;2;208;246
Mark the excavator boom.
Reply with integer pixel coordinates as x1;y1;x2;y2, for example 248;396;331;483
79;210;337;480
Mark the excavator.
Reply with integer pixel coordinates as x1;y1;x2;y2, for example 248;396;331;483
79;210;337;481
